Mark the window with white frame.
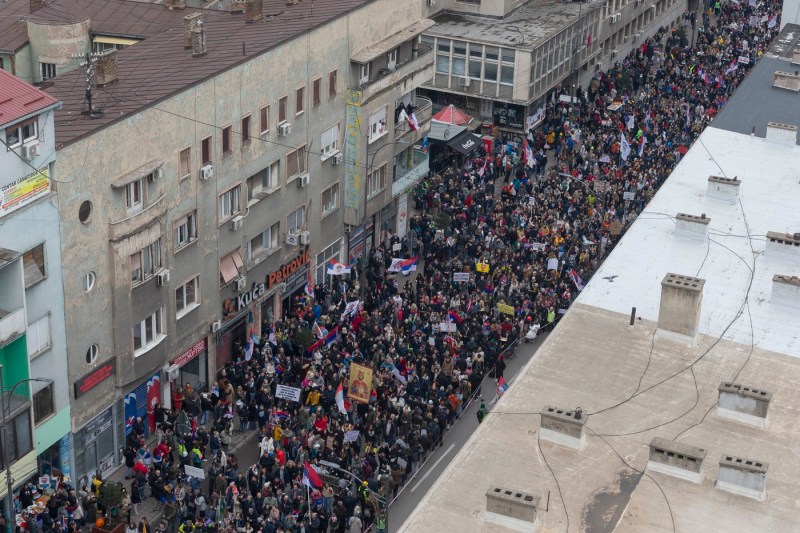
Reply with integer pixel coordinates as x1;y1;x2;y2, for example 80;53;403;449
286;145;307;180
500;47;515;85
175;276;200;319
130;239;163;285
174;210;198;250
287;206;305;235
322;183;339;216
40;62;56;81
125;179;144;215
27;314;51;358
321;124;340;159
218;185;241;222
315;238;342;287
133;306;165;356
368;107;387;143
387;49;398;70
248;221;279;261
4;118;37;149
367;165;386;198
247;161;280;203
359;63;370;85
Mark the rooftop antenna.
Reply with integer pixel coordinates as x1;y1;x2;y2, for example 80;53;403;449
73;51;104;116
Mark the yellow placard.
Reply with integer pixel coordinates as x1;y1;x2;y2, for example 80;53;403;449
347;363;373;404
497;303;514;316
476;262;490;273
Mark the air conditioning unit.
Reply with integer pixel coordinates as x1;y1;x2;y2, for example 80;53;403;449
299;231;311;245
296;174;310;188
286;232;299;246
278;122;291;136
167;364;180;382
235;276;247;291
229;215;244;231
611;49;618;58
21;143;38;160
148;167;163;182
459;77;471;87
332;152;343;165
200;164;214;180
156;269;170;286
210;320;222;333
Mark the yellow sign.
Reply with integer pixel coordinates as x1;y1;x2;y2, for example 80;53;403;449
476;262;490;273
497;303;515;316
1;167;50;217
347;363;373;404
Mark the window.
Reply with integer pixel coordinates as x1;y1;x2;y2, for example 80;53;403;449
219;249;245;285
484;62;498;82
452;57;466;76
286;145;307;180
278;96;288;123
260;105;270;135
201;136;212;165
179;147;191;179
329;70;337;98
174;210;198;250
484;46;499;61
367;165;386;197
287;206;305;235
23;244;46;287
4;118;37;148
132;307;165;356
241;115;251;143
33;385;54;424
322;183;339;215
27;314;50;358
222;125;232;154
40;62;56;81
296;86;305;115
219;185;241;221
248;221;279;261
470;44;483;59
313;78;321;107
368;107;387;143
247;161;280;203
130;239;163;285
501;64;515;85
86;344;99;364
502;48;515;63
0;410;33;465
359;63;370;84
437;39;451;53
469;59;482;79
387;49;397;70
321;124;340;159
436;55;450;74
315;238;342;287
453;40;467;55
175;276;200;318
125;179;143;214
84;271;96;292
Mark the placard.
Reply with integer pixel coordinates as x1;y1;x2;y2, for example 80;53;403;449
546;258;559;271
343;430;360;443
184;465;205;480
453;272;470;282
623;191;635;200
476;262;490;273
347;363;373;404
497;303;515;316
438;322;457;332
275;384;302;402
737;55;750;65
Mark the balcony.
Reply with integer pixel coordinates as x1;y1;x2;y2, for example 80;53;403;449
360;45;434;104
395;96;432;143
0;307;26;347
392;149;429;198
109;192;167;243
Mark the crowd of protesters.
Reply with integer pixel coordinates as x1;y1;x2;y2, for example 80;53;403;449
15;2;782;533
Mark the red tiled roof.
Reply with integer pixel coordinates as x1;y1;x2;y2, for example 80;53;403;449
47;0;369;147
0;69;60;127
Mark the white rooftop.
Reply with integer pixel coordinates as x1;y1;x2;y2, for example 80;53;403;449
577;126;800;358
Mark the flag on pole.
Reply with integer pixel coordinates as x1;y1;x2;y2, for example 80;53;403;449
340;300;361;322
303;461;324;489
645;110;651;131
625;115;635;130
637;135;646;157
586;32;592;47
390;365;407;384
407;112;419;131
568;269;585;291
477;157;488;177
399;256;418;274
335;383;347;414
524;140;534;169
244;338;254;361
312;321;324;339
305;270;314;298
447;310;462;325
620;133;631;161
327;259;351;275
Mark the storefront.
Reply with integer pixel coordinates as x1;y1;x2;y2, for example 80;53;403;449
347;219;375;268
168;337;209;400
123;372;161;438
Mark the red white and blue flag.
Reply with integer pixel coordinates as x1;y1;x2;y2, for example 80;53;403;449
400;256;418;273
327;259;351;276
303;461;324;489
568;269;585;291
335;382;347;414
497;377;508;396
447;309;462;325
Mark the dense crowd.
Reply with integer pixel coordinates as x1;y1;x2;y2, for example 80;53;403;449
17;3;781;533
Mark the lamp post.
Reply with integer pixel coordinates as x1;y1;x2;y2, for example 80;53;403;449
0;365;53;533
318;461;388;529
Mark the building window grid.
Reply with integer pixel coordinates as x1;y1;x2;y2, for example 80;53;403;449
315;239;342;287
4;118;37;148
287;206;305;235
241;115;251;143
296;86;305;115
286;145;307;180
248;161;280;201
130;239;163;285
248;221;279;261
22;244;46;288
321;124;340;158
175;276;200;318
174;211;198;250
312;78;321;107
322;183;339;216
27;314;51;358
133;307;165;356
260;105;270;135
367;165;386;198
33;385;54;424
329;70;337;98
219;185;241;222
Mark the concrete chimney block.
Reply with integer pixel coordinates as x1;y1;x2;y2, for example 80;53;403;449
716;382;772;428
539;406;586;450
675;213;710;241
647;437;707;483
765;121;798;146
657;273;705;343
792;49;800;66
485;486;541;532
771;274;800;309
772;71;800;92
183;13;203;49
706;175;740;204
165;0;187;10
30;0;47;12
94;50;119;87
191;20;207;57
244;0;263;22
765;231;800;260
717;454;768;501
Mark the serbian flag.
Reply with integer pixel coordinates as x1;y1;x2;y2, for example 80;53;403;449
312;321;325;339
568;269;585;291
725;60;738;75
327;259;351;275
586;32;592;47
303;461;324;490
305;270;314;298
447;310;462;325
523;140;534;169
637;135;646;157
400;256;418;274
335;383;347;414
390;365;407;384
497;377;508;396
273;410;291;422
407;112;419;132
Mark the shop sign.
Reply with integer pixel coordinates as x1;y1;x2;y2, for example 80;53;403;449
235;282;266;312
493;102;525;129
173;338;207;368
83;407;113;444
268;248;311;289
1;167;50;217
74;358;116;399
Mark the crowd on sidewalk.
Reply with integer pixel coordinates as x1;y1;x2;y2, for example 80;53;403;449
13;2;781;533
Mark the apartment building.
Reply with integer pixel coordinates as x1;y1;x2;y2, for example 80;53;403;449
41;0;431;487
0;70;67;499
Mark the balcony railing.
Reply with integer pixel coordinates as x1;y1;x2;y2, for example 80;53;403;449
395;96;432;141
360;45;434;102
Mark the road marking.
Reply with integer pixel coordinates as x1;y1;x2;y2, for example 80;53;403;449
410;443;455;493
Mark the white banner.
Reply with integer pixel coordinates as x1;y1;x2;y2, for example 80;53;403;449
439;322;457;332
453;272;470;282
546;258;559;271
184;465;205;480
275;384;302;402
344;430;360;443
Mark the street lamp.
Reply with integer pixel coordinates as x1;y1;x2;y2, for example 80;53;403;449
0;365;53;533
318;461;388;527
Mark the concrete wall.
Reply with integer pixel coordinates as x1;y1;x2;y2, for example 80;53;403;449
426;0;529;18
27;19;91;82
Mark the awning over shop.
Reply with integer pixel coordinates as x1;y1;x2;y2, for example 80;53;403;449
428;121;465;141
447;131;482;155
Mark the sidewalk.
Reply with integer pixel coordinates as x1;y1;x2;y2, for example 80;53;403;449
104;425;259;526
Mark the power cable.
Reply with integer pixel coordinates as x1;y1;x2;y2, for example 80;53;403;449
537;431;569;533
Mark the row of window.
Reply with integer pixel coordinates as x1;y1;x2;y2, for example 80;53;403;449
4;117;39;149
425;37;515;85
